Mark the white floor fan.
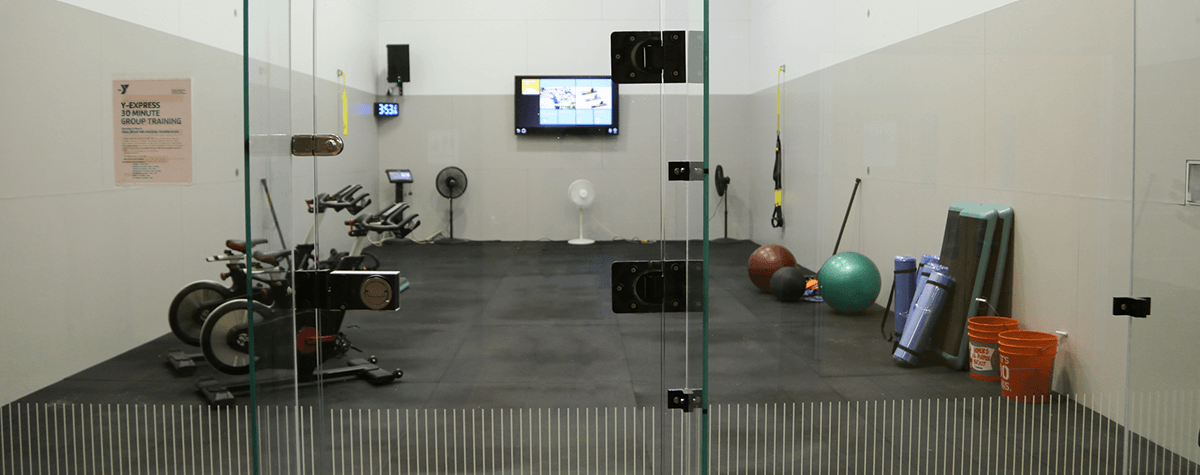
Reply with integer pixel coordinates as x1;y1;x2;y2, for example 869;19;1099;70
567;179;595;245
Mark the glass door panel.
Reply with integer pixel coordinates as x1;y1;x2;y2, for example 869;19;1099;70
656;0;710;469
245;0;307;472
706;1;1136;474
1129;0;1200;471
251;0;711;472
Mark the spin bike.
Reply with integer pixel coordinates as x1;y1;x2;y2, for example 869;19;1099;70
166;185;371;348
298;184;378;270
167;239;287;346
192;250;407;405
189;208;414;405
195;201;421;378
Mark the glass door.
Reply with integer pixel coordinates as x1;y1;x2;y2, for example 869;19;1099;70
656;0;711;470
242;0;310;472
242;0;710;473
1127;0;1200;471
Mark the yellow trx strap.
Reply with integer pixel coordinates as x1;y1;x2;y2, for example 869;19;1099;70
771;65;785;228
338;70;349;135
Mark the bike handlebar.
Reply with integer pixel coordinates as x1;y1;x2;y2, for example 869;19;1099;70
329;184;355;201
378;202;409;224
345;205;421;238
333;184;362;202
307;184;371;214
360;214;421;235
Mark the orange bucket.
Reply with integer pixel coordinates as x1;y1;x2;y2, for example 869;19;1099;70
967;330;1001;381
971;316;1020;331
998;330;1058;402
1000;330;1056;345
966;317;1019;382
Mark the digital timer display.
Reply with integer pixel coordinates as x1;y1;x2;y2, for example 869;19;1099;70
375;102;399;117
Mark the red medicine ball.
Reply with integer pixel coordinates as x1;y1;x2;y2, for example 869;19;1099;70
747;244;797;292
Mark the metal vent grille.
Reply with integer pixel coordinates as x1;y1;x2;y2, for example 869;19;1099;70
2;393;1196;474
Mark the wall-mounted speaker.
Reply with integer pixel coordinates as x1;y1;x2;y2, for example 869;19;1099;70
387;44;410;84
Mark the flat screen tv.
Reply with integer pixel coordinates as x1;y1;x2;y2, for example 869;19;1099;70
514;76;618;136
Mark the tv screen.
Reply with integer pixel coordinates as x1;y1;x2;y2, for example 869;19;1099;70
514;76;618;136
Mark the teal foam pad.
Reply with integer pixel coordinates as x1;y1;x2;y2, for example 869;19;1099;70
980;204;1013;314
930;202;998;370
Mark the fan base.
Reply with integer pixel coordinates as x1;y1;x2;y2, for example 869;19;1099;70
568;238;595;246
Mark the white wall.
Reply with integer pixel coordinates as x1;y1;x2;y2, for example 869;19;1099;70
57;0;379;91
375;1;717;242
1127;0;1200;461
56;0;245;56
372;0;1022;243
377;0;745;96
738;0;1135;420
745;0;1019;92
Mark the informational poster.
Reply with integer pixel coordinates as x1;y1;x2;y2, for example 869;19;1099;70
113;78;192;185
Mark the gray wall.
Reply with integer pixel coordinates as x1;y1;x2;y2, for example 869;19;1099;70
8;4;1195;464
1127;0;1200;460
0;0;381;405
375;93;730;242
374;0;1144;415
737;0;1134;418
0;0;243;405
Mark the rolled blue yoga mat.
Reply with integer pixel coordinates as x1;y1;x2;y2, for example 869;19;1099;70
918;254;939;275
908;259;944;318
894;270;955;366
894;256;918;338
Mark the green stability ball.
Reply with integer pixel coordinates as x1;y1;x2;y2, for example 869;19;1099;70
817;252;882;314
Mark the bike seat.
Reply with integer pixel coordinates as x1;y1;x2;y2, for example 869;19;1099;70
226;238;269;252
252;249;291;266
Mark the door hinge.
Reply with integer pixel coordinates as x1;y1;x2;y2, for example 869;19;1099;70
611;260;703;313
1112;297;1150;318
610;31;702;84
667;389;703;413
667;161;706;181
291;134;344;156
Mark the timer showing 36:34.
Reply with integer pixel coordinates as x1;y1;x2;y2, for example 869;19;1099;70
375;102;399;117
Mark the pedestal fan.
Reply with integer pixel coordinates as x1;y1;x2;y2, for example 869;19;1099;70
712;165;737;243
567;179;595;245
435;166;468;244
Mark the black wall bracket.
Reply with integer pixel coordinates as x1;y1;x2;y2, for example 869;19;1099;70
667;388;704;413
610;30;694;84
612;260;703;313
667;161;706;181
1112;297;1150;318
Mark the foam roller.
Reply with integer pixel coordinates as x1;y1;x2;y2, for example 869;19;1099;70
908;258;943;318
893;256;918;338
894;270;955;366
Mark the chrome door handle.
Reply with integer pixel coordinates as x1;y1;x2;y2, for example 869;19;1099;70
291;134;344;156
